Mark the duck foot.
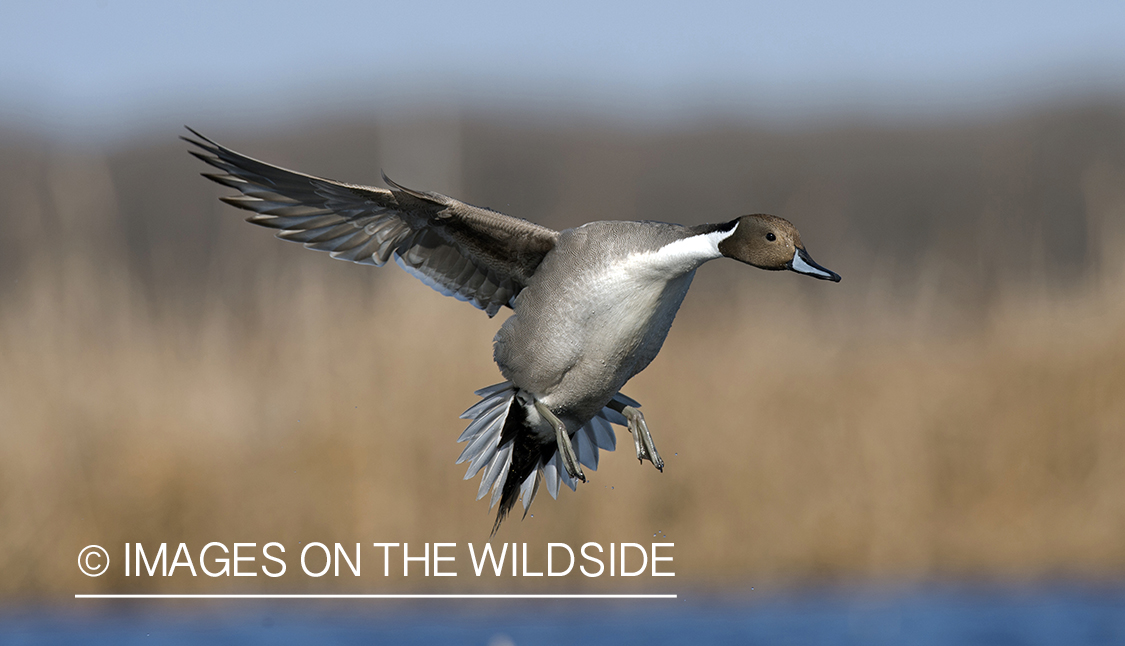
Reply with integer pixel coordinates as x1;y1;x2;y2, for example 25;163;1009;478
534;400;586;483
621;405;664;472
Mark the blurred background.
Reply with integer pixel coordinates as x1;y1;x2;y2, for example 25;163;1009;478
3;0;1125;642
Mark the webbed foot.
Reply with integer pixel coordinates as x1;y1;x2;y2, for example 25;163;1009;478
622;405;664;472
534;400;586;483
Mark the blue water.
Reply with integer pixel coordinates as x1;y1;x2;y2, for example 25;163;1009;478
4;586;1124;645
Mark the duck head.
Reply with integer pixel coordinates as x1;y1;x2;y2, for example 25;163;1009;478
717;214;841;282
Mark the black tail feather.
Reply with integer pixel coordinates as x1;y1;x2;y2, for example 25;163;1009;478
490;400;554;536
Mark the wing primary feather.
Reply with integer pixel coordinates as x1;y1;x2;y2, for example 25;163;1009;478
186;128;558;315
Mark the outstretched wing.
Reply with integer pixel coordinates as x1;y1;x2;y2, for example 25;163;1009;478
184;128;558;316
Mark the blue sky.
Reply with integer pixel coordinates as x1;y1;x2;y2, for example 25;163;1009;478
2;1;1123;140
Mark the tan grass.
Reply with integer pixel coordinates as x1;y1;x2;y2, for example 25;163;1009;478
3;245;1125;598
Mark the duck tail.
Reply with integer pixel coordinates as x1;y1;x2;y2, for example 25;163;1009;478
455;382;517;518
457;384;633;535
492;402;541;536
453;382;535;535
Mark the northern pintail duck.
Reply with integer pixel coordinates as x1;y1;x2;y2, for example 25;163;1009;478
184;128;841;532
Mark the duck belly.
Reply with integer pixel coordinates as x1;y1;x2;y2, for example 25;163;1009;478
494;266;696;425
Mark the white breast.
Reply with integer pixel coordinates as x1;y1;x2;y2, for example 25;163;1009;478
495;224;736;414
570;228;734;373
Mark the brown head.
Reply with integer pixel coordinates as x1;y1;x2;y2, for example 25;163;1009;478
716;214;841;282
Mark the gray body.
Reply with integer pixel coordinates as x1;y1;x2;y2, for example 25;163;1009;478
496;221;698;429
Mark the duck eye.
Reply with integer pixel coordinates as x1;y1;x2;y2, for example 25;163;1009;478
766;232;776;242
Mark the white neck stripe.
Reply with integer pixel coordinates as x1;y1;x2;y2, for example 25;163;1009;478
617;222;739;278
658;221;737;262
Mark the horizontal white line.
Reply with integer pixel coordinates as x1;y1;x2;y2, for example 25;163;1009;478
75;593;677;600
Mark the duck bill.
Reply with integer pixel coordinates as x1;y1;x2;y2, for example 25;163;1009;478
790;248;841;282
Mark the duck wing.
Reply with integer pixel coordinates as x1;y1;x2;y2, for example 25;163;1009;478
183;128;558;317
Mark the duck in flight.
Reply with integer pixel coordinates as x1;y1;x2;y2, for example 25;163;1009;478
184;128;841;533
